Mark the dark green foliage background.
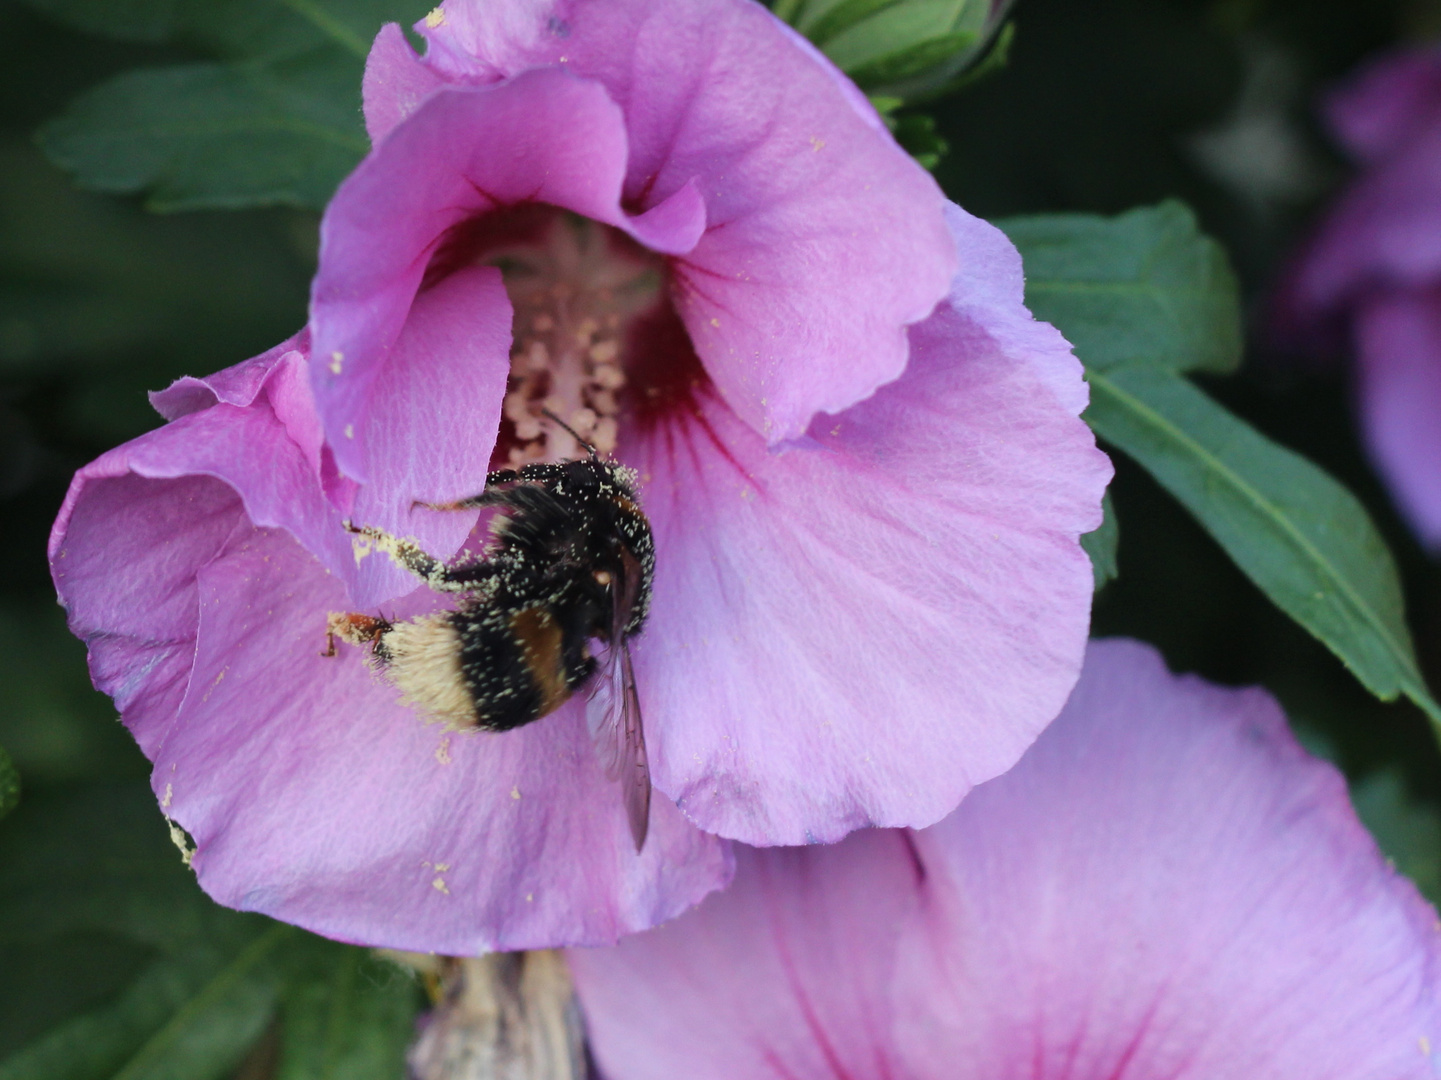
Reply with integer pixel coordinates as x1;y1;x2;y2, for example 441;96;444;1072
2;0;1440;1075
0;3;427;1076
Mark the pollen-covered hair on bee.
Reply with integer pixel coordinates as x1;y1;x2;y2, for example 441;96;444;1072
606;461;641;492
381;615;480;730
327;610;480;730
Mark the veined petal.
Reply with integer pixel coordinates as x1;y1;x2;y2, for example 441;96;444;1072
629;208;1109;844
342;265;511;608
401;0;956;443
311;67;706;484
159;528;732;953
572;834;917;1080
50;394;733;952
571;640;1441;1080
892;639;1441;1077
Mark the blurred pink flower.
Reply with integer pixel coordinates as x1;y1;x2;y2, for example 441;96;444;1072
572;639;1441;1080
1277;45;1441;550
48;0;1109;952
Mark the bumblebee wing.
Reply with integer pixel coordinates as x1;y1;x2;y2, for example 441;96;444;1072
586;640;651;851
586;553;651;851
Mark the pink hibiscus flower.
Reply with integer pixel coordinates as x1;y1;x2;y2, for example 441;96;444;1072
48;0;1109;953
1277;44;1441;551
572;639;1441;1080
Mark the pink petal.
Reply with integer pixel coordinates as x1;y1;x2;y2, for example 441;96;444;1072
571;834;919;1080
401;0;957;443
1355;289;1441;550
628;206;1109;845
571;640;1441;1080
51;468;243;758
151;331;308;421
160;527;731;953
51;394;733;952
342;265;512;608
310;67;706;483
1289;121;1441;310
892;639;1441;1078
361;23;447;144
53;370;350;599
413;0;563;83
1326;44;1441;163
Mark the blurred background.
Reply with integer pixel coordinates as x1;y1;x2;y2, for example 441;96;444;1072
3;0;1441;1072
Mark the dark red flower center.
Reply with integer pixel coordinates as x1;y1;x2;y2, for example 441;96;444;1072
426;206;707;469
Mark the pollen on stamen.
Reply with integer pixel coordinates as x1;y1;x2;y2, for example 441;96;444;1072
423;207;708;463
477;216;664;466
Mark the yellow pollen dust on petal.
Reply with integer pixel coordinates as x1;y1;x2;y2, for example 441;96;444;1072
329;350;344;374
424;6;445;28
423;860;452;893
167;820;196;866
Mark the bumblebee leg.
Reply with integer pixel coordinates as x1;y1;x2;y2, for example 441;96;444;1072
415;464;568;513
342;521;471;593
438;560;503;591
414;490;513;512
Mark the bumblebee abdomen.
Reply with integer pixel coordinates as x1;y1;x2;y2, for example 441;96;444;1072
454;604;594;731
375;613;478;730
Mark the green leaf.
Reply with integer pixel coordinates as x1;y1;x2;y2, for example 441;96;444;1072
18;0;415;57
0;926;293;1080
16;0;180;43
1080;490;1119;590
39;62;368;212
770;0;805;24
1000;201;1242;376
1085;365;1441;725
0;747;17;822
1000;202;1438;721
275;943;421;1080
0;137;311;451
0;600;149;786
0;786;240;951
0;782;420;1077
1351;770;1441;905
32;0;432;211
0;782;298;1080
0;934;157;1061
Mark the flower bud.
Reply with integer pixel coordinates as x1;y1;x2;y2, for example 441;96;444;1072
779;0;1014;100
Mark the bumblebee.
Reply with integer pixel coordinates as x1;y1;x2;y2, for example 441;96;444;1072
326;424;655;850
